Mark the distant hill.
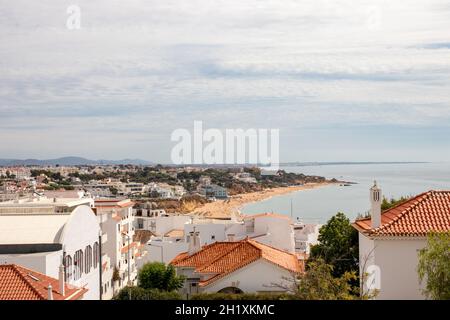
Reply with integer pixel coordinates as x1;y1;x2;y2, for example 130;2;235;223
0;157;153;166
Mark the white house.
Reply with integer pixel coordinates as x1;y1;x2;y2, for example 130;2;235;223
293;222;320;254
243;213;296;253
138;213;298;265
353;183;450;300
0;197;101;300
197;183;228;199
171;234;301;296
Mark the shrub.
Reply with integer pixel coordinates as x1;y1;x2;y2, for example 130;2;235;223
190;292;295;300
114;286;182;300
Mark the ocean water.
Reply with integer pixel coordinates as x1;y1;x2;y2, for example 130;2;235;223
241;162;450;224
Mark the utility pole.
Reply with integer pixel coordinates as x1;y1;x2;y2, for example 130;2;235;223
98;231;103;300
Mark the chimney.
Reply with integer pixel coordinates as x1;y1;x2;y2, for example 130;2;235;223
188;231;201;255
227;234;235;242
47;284;54;300
370;181;382;229
59;263;65;297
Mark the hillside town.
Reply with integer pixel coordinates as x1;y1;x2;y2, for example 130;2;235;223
0;164;448;300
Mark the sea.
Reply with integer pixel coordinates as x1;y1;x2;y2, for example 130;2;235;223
240;162;450;224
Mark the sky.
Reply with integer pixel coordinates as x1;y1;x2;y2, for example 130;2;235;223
1;0;450;163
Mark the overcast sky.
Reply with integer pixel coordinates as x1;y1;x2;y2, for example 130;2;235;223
1;0;450;163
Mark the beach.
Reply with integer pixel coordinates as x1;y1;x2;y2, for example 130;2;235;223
192;182;333;219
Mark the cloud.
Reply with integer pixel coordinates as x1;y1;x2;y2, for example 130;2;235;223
1;0;450;161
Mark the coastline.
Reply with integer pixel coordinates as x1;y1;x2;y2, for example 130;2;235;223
192;182;334;220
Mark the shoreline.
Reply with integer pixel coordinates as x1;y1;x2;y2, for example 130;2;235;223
192;182;335;220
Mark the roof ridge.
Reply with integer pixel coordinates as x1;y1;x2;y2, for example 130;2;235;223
196;242;248;271
369;191;434;235
199;255;261;286
172;241;240;266
246;240;300;272
247;238;291;254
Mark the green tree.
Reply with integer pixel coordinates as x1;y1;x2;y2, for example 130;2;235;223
114;287;182;300
309;212;359;278
109;186;118;195
418;231;450;300
381;196;410;211
295;259;359;300
138;262;184;291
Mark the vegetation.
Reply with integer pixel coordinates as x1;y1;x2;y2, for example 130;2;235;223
112;266;121;283
309;212;359;279
138;262;184;291
295;259;360;300
418;231;450;300
381;196;410;211
114;262;185;300
114;287;182;300
190;293;294;300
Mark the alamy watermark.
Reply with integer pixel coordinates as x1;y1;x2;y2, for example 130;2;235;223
171;121;280;174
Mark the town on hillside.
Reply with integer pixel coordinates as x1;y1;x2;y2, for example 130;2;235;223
0;164;448;300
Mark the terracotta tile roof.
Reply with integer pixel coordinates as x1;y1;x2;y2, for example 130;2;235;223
170;239;301;287
353;190;450;237
164;229;184;238
0;264;87;300
95;199;135;209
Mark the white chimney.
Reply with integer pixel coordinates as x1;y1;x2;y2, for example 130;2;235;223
47;284;54;300
188;231;201;255
227;234;235;242
59;263;65;297
370;181;382;229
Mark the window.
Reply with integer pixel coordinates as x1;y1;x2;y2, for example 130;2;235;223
93;242;99;268
74;250;83;280
85;245;92;273
64;255;73;282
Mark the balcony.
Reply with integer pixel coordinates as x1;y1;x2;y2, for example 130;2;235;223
121;224;129;234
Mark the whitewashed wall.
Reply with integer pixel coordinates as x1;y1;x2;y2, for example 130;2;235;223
374;238;427;300
203;259;295;293
61;205;101;300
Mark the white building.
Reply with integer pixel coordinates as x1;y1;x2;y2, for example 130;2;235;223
84;182;114;198
94;199;139;298
133;212;191;265
234;172;257;184
0;197;101;300
117;182;145;196
171;235;301;296
293;222;320;254
242;213;296;253
198;184;228;199
134;211;191;237
353;183;450;300
138;213;297;265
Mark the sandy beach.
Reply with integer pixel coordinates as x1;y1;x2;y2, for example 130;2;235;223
192;182;333;219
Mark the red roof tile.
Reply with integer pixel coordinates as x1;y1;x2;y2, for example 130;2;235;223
170;239;301;287
353;190;450;237
0;264;87;300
